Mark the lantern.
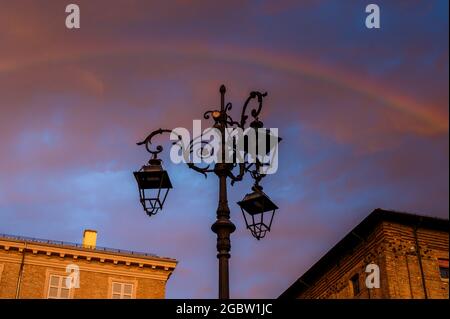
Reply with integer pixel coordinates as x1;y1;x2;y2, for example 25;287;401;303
237;185;278;240
133;158;172;216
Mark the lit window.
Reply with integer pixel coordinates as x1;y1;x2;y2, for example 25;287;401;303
350;274;360;296
438;259;449;280
111;282;134;299
47;274;71;299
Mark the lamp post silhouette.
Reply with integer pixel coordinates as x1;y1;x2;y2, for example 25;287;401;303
134;85;280;299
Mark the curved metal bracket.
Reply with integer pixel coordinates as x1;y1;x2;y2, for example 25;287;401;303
203;110;215;120
137;128;179;159
240;91;267;128
172;134;215;178
187;163;214;178
229;163;245;186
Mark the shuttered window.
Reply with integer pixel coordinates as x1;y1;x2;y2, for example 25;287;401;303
47;274;71;299
111;282;134;299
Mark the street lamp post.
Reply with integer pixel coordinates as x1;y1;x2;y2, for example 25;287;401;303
134;85;280;299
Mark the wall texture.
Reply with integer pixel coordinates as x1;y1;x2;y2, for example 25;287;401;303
0;238;177;299
295;221;448;299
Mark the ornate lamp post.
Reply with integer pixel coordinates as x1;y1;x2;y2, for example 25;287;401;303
134;85;280;299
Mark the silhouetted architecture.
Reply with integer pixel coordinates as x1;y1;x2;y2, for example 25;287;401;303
280;209;449;299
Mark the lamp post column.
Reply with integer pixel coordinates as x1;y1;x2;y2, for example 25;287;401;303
211;164;235;299
211;85;236;299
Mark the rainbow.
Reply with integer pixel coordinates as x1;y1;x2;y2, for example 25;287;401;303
1;40;447;134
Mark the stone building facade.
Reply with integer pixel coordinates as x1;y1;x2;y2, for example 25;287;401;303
280;209;449;299
0;230;177;299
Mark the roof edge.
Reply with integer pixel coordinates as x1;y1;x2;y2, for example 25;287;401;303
279;208;449;299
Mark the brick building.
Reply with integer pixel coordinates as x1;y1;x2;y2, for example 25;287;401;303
280;209;449;299
0;230;177;299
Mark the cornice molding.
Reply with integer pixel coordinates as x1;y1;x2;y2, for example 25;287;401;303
0;239;177;274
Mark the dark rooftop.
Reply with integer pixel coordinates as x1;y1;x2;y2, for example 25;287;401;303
279;208;449;299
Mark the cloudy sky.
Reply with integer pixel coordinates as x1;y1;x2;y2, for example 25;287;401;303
0;0;448;298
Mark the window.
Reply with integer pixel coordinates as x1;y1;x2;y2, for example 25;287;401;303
350;274;360;296
438;259;449;280
47;274;71;299
111;282;134;299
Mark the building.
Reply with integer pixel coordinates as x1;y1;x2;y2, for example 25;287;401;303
280;209;449;299
0;230;177;299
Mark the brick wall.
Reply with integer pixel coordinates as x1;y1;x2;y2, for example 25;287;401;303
382;223;448;299
0;243;175;299
296;221;448;299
